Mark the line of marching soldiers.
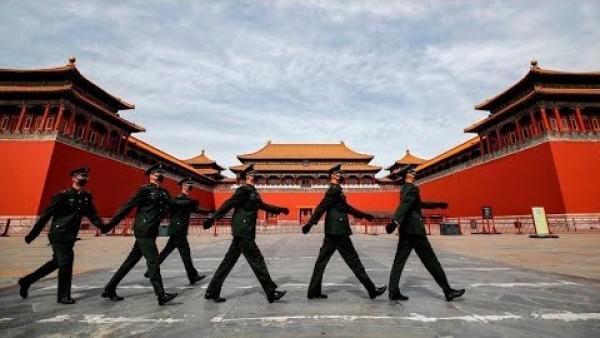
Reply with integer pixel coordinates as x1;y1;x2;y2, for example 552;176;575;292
19;163;464;306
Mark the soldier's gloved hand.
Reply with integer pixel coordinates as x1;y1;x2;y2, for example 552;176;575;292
385;222;397;234
301;223;312;234
24;235;34;244
203;218;215;230
363;213;375;221
280;207;289;215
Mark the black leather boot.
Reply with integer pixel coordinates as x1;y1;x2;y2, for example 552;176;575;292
369;286;387;299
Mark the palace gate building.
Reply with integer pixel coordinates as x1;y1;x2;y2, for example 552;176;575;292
0;58;214;231
415;61;600;219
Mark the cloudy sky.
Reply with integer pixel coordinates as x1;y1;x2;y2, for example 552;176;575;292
2;0;599;176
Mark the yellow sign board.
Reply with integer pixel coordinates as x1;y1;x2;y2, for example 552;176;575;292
531;207;550;236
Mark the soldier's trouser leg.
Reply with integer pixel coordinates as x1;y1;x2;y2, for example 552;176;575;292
335;236;376;293
21;260;58;286
174;236;199;280
412;235;450;291
52;243;75;300
388;236;414;295
105;241;143;292
57;265;73;300
239;238;277;294
156;237;177;267
307;236;337;296
137;237;166;296
206;237;242;296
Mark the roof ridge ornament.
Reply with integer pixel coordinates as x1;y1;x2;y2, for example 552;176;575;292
68;56;76;67
530;59;539;69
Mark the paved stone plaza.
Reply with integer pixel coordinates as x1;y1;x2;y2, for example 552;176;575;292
1;233;599;337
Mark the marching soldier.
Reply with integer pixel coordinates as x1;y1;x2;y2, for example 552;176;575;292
302;164;387;300
144;176;207;285
19;166;106;304
386;168;465;301
101;164;177;305
202;164;289;303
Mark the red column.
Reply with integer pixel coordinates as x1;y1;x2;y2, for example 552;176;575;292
479;136;485;156
553;105;563;132
14;104;27;132
122;135;129;156
540;106;551;132
495;128;502;149
485;134;492;153
116;133;123;154
83;118;92;142
515;118;524;143
529;110;538;136
54;104;64;132
575;106;586;133
68;112;77;136
39;104;50;131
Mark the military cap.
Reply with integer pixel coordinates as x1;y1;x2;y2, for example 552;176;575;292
178;176;194;186
239;164;255;179
145;163;165;176
70;166;90;176
328;164;343;176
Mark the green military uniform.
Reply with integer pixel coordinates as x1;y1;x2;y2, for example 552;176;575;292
20;184;105;303
304;183;381;298
388;182;451;296
151;193;207;282
103;182;170;296
204;183;285;299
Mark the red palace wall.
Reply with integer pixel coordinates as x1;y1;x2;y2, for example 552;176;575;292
549;141;600;213
0;140;215;217
418;141;600;217
0;140;55;216
214;190;400;221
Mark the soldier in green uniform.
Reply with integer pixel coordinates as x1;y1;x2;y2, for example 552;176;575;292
386;168;465;301
202;165;289;303
143;176;207;285
19;166;106;304
101;164;177;305
302;164;387;300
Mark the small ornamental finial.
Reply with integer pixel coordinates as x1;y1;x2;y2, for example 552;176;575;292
406;149;410;154
68;57;76;66
530;59;539;69
201;149;205;155
267;140;272;144
340;140;345;144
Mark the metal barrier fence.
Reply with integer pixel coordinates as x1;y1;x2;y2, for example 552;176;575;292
2;213;599;237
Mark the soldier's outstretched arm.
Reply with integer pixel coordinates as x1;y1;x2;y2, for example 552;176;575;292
306;189;341;226
25;193;63;243
392;185;418;226
85;195;106;231
187;197;210;215
421;201;449;209
212;187;248;220
259;200;288;214
107;187;147;229
344;203;373;220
